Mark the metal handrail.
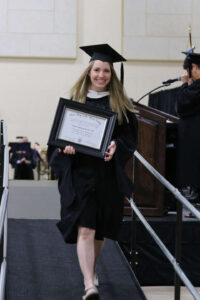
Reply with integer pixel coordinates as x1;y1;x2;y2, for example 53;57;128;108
3;210;7;263
0;261;6;300
0;121;8;300
127;197;200;300
2;123;8;189
135;151;200;220
131;150;200;300
0;188;8;241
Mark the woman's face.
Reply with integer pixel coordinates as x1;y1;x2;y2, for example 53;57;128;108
88;60;111;92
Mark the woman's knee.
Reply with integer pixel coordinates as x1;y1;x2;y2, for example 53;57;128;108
78;227;95;240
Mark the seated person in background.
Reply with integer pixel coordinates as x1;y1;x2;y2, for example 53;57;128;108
9;137;34;180
176;52;200;216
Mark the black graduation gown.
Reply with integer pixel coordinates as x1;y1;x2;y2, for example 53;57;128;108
47;96;138;243
10;143;34;180
176;79;200;188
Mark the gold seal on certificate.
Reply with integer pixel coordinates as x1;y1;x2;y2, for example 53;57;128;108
48;98;117;158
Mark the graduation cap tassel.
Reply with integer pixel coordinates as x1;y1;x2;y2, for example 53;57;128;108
188;25;195;78
189;25;195;53
120;62;124;86
188;57;192;78
182;26;200;78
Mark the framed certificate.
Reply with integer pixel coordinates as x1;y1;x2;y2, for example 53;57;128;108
48;98;117;158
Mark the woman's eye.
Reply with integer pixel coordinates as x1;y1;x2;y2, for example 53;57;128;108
92;68;110;73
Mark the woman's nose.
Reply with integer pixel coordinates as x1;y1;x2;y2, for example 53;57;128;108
99;71;104;77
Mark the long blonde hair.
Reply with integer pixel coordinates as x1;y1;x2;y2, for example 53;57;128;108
70;61;134;124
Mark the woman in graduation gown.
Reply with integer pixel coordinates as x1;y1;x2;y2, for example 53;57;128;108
177;52;200;208
47;44;137;300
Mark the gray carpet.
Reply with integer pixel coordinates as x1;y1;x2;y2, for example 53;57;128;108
6;219;146;300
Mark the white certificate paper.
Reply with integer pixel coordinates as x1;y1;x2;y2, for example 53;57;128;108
58;108;108;150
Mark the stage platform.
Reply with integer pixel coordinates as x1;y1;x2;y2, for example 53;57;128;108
119;212;200;286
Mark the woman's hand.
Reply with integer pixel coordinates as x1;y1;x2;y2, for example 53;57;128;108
58;145;76;155
104;141;116;162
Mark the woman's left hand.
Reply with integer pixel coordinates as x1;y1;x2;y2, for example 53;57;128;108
104;141;116;162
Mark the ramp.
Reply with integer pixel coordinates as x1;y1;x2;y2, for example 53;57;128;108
6;219;146;300
6;181;146;299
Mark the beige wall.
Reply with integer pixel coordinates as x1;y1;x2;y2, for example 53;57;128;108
0;0;185;148
123;0;200;61
0;0;77;58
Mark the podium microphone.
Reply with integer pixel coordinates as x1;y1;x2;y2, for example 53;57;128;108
162;77;181;85
136;78;182;103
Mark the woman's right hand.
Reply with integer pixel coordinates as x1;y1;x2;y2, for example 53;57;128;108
59;146;76;155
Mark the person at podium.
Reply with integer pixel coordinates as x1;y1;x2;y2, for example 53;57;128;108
47;44;138;299
177;52;200;216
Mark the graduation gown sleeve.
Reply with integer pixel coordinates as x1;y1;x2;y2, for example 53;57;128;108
177;79;200;117
47;145;75;215
113;111;138;197
176;79;200;188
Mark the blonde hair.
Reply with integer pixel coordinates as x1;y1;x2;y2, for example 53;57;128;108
70;61;134;124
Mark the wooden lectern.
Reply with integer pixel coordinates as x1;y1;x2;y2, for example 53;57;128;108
124;101;179;217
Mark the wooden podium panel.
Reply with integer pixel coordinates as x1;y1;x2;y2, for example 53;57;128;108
124;102;179;217
135;108;166;216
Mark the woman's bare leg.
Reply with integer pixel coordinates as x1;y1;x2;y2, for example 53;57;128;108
77;227;96;288
94;239;105;267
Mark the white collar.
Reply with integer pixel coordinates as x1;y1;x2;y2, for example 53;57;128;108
87;90;110;99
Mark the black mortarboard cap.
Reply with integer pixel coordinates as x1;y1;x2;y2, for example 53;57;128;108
185;52;200;64
182;51;200;76
80;44;126;64
80;44;126;84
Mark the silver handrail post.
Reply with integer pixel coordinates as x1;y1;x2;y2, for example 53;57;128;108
131;150;200;300
127;197;200;300
0;120;8;300
130;208;137;271
174;200;183;300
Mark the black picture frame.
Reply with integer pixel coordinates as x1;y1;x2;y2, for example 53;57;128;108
48;98;117;158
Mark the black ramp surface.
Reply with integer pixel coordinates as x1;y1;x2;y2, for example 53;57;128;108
6;219;146;300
